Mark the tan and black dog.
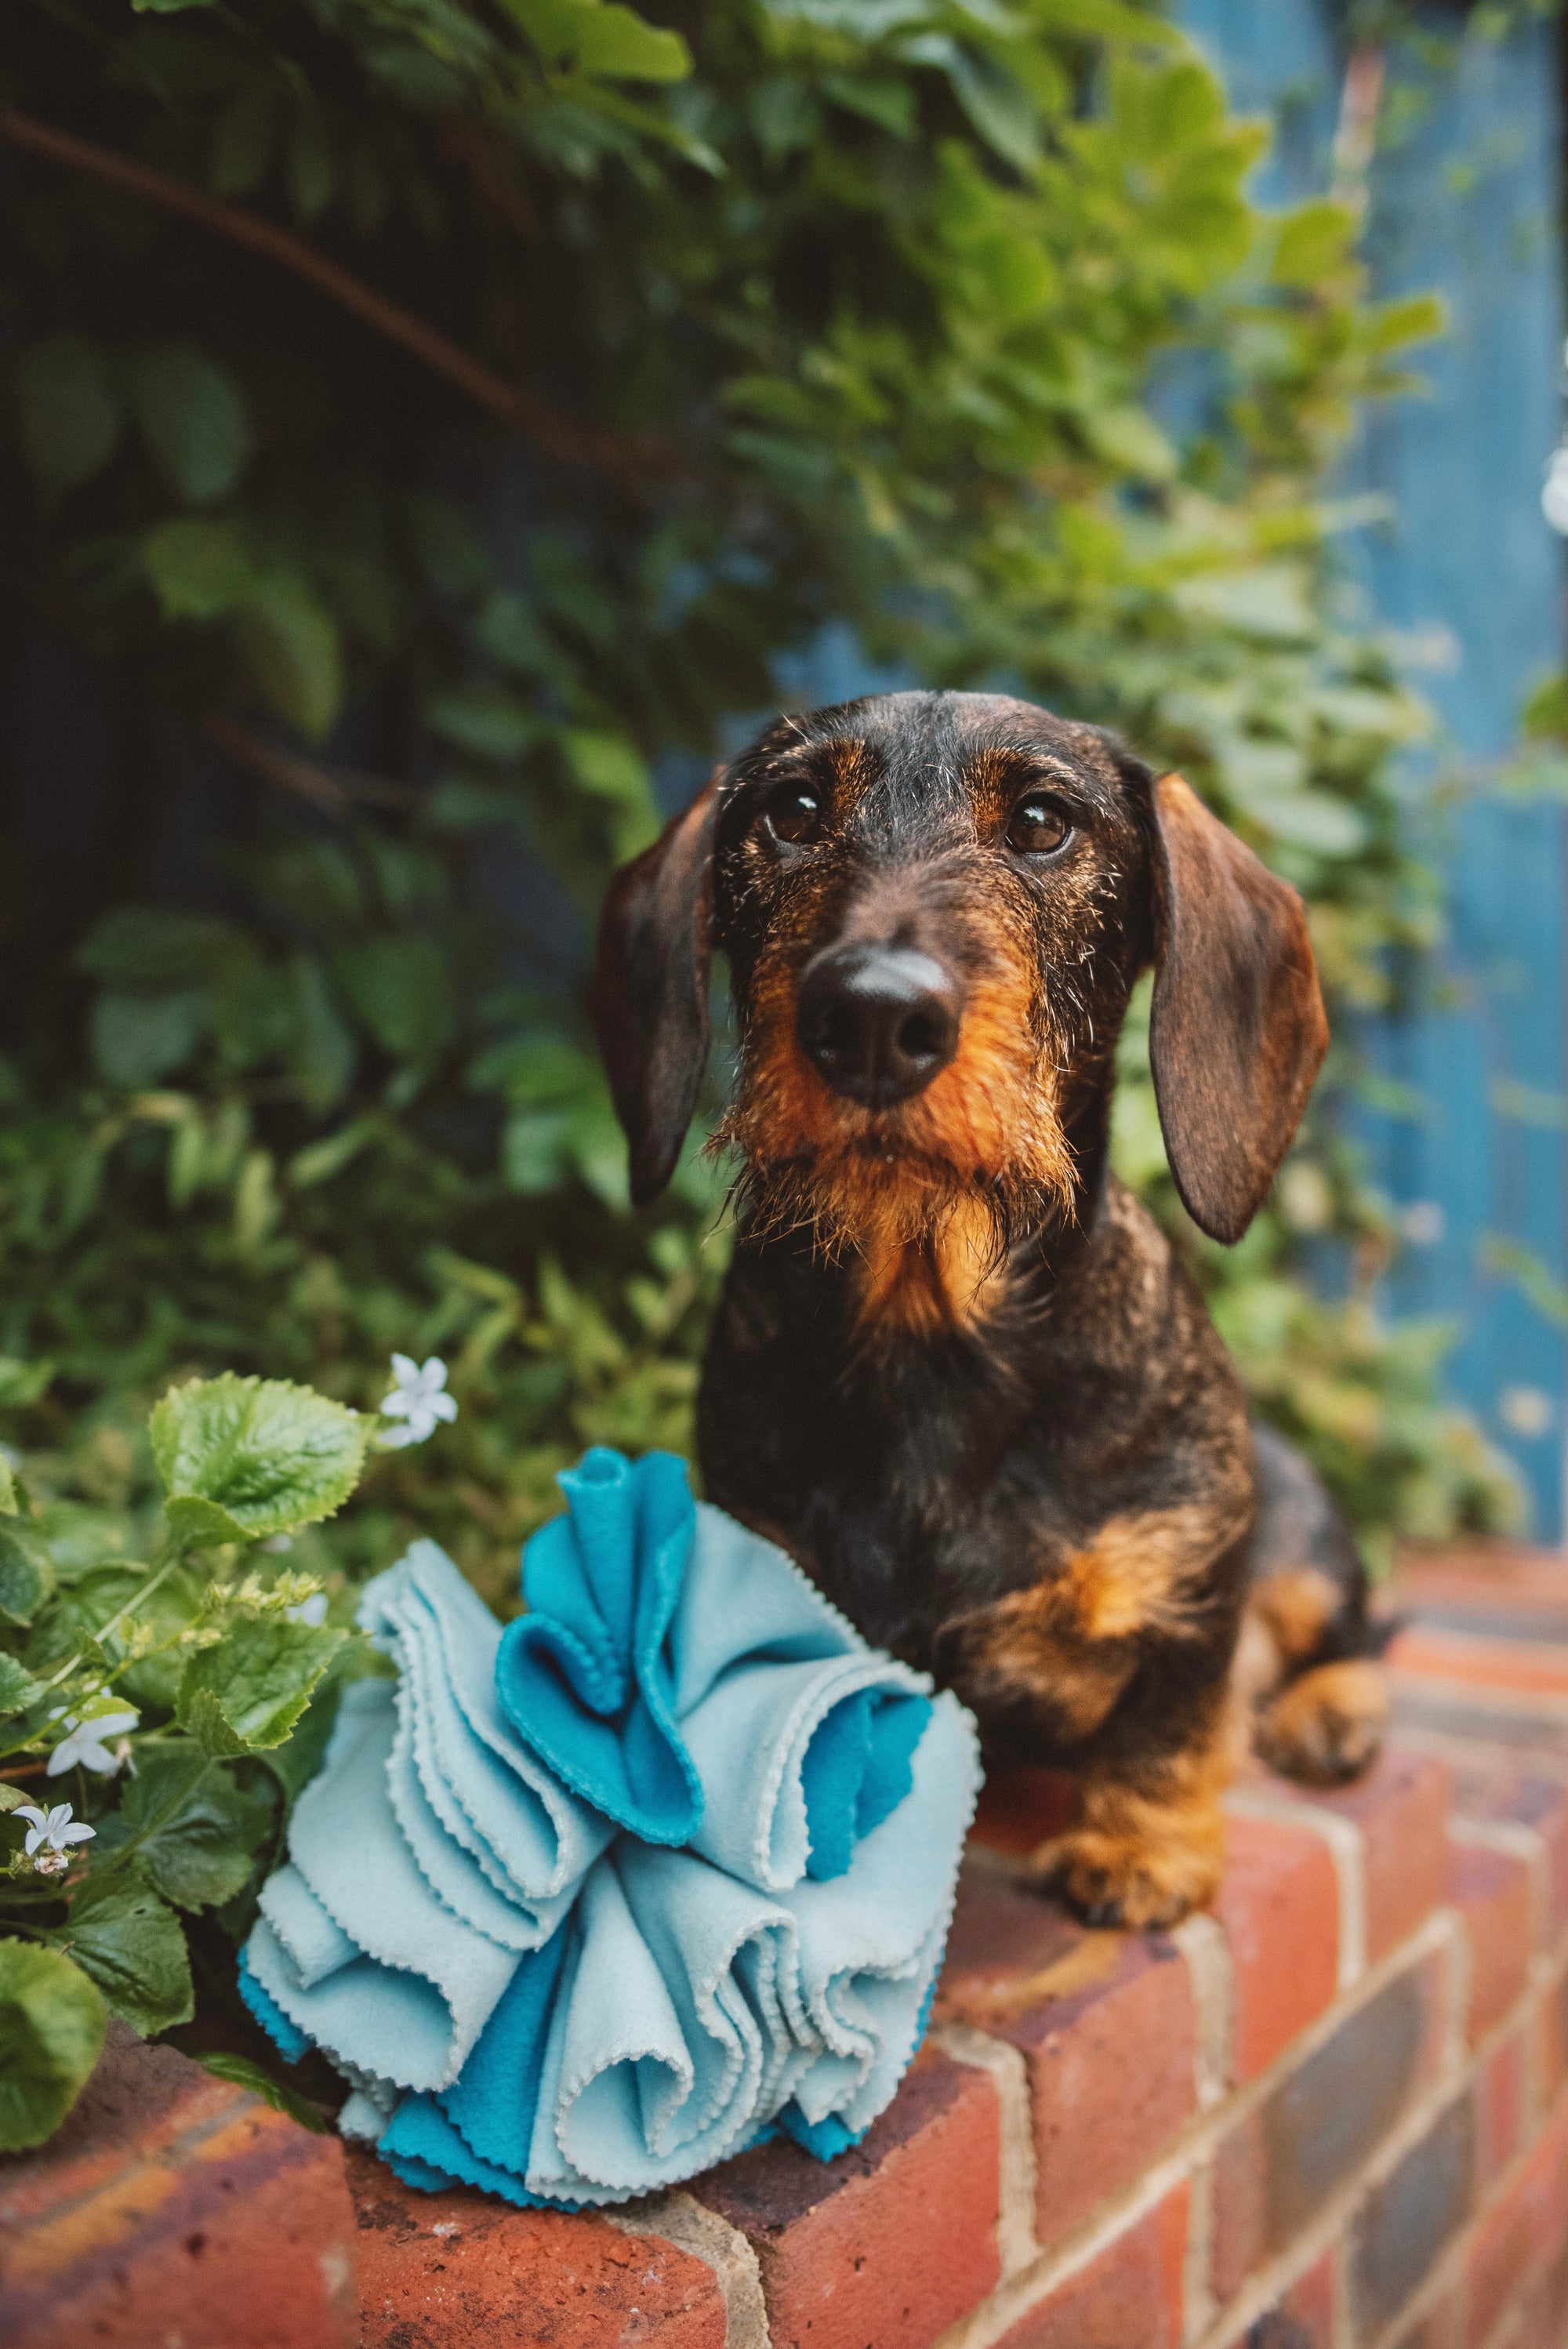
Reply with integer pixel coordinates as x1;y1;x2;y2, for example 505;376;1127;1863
592;689;1388;1930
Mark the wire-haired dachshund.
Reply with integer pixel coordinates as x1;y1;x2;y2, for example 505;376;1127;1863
592;691;1388;1929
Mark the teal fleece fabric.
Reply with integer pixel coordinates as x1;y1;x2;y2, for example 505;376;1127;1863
240;1447;980;2207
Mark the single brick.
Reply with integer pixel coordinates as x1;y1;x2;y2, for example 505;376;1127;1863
1214;1813;1340;2082
993;2185;1188;2349
1211;1948;1448;2300
694;2043;1000;2349
0;2021;357;2349
1386;1625;1568;1703
1350;2093;1475;2343
937;1872;1194;2242
1465;2093;1568;2349
348;2147;725;2349
1311;1751;1452;1967
1448;1840;1534;2044
1393;1544;1568;1639
1475;2026;1526;2187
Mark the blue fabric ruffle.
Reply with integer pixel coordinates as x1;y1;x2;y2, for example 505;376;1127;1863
240;1447;979;2206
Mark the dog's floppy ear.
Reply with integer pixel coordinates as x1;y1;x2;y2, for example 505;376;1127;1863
591;766;724;1208
1145;771;1328;1245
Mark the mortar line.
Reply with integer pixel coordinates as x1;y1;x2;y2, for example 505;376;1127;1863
932;2022;1040;2277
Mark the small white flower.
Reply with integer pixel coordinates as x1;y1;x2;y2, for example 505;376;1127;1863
45;1701;140;1777
286;1591;328;1627
379;1354;459;1448
16;1801;96;1864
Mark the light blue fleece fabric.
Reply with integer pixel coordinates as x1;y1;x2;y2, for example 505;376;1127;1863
240;1447;980;2207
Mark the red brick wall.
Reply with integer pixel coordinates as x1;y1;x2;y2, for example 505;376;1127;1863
7;1541;1568;2349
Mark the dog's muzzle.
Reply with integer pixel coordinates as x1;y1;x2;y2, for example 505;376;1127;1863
796;943;960;1106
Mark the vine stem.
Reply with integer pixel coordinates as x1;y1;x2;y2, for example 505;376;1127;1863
0;107;666;477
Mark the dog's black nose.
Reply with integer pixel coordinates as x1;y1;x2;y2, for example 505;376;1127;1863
796;945;960;1106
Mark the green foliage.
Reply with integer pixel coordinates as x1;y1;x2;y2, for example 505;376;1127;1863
0;1939;107;2152
195;2046;332;2130
151;1374;368;1542
0;1373;377;2150
0;0;1523;1670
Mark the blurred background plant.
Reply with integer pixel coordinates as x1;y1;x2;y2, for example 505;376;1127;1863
0;0;1523;1620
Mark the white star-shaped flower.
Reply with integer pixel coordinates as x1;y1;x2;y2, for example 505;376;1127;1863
379;1354;459;1449
46;1702;140;1777
16;1802;96;1867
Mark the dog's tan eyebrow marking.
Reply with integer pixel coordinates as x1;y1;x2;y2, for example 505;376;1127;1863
826;735;869;778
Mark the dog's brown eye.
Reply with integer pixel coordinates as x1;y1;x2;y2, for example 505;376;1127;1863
766;783;822;846
1006;794;1071;858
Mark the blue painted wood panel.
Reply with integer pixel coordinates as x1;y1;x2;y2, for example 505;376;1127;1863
1182;3;1568;1533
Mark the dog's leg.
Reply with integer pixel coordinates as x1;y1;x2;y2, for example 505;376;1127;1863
1243;1567;1388;1786
1022;1707;1232;1930
1254;1657;1388;1784
936;1502;1251;1928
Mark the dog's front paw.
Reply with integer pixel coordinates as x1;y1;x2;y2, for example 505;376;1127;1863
1254;1658;1388;1787
1022;1824;1221;1931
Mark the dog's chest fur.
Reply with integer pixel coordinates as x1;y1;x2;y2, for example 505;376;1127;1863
697;1175;1254;1695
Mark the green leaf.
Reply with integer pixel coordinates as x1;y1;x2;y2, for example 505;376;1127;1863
195;2049;329;2130
143;517;256;619
562;729;659;856
129;346;254;506
263;1671;345;1803
89;992;206;1087
504;0;691;83
211;77;281;196
235;583;343;741
162;1494;249;1547
503;1107;574;1193
0;1457;14;1515
77;907;245;987
13;337;121;491
99;1748;270;1911
335;934;457;1067
424;687;536;761
0;1518;55;1627
1523;673;1568;741
151;1374;368;1538
286;956;357;1113
0;1652;44;1719
0;1941;107;2152
935;45;1040;174
287;1118;379;1192
176;1617;347;1754
49;1879;194;2038
0;1356;53;1410
1270;199;1356;289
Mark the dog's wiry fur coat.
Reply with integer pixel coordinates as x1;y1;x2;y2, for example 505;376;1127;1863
593;691;1388;1929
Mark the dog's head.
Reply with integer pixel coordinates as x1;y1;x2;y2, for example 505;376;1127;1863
593;690;1327;1285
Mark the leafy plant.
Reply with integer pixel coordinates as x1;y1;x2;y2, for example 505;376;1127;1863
0;0;1523;1659
0;1374;373;2151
